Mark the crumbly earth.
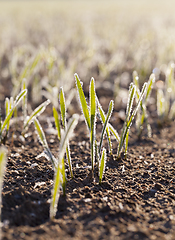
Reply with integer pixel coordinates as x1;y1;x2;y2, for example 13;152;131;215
1;109;175;240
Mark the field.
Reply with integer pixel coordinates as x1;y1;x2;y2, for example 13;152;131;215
0;1;175;239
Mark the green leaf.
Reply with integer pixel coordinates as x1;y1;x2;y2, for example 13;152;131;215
60;87;66;129
99;148;106;184
53;107;61;140
99;100;113;155
50;115;78;220
24;99;50;130
90;78;96;173
66;143;73;178
1;89;27;132
33;118;56;168
97;98;113;155
75;73;90;130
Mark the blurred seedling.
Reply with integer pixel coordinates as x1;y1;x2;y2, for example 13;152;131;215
21;78;51;134
33;115;78;220
53;87;74;179
11;51;41;98
0;89;27;144
133;71;155;138
0;146;7;239
157;62;175;124
114;82;147;159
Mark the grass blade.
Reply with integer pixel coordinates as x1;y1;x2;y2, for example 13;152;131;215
75;73;90;130
99;100;114;155
90;78;96;173
60;87;66;129
24;99;50;130
50;114;78;220
97;98;113;155
1;89;27;132
33;118;56;169
60;87;73;178
99;148;106;184
53;107;61;140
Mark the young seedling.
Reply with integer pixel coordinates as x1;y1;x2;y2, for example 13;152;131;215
75;73;96;176
59;87;73;179
34;114;78;219
157;62;175;123
0;89;27;144
133;71;155;138
0;146;7;239
50;115;78;220
99;147;106;184
114;82;147;159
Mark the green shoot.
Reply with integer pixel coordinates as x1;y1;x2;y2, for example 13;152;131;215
22;78;27;126
99;147;106;184
98;100;114;156
0;89;27;144
0;146;7;238
134;72;155;138
75;73;90;130
97;98;114;155
50;115;78;220
33;118;57;169
53;107;61;140
75;73;97;175
23;99;51;132
115;82;147;159
90;78;96;173
157;62;175;124
59;87;73;179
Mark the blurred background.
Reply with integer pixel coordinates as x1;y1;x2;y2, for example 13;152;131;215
0;0;175;109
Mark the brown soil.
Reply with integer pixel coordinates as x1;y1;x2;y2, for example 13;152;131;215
1;104;175;240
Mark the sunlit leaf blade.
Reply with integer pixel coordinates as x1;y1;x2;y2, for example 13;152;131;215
97;98;113;155
22;78;27;124
108;123;120;142
75;73;90;130
1;89;27;131
126;83;136;121
33;118;48;149
99;148;106;184
50;115;78;220
50;161;61;220
99;100;113;155
66;143;73;178
117;84;136;157
60;87;66;129
61;157;66;196
117;83;147;158
14;89;27;106
33;118;56;168
53;107;61;140
24;99;50;130
90;78;96;172
128;82;147;127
